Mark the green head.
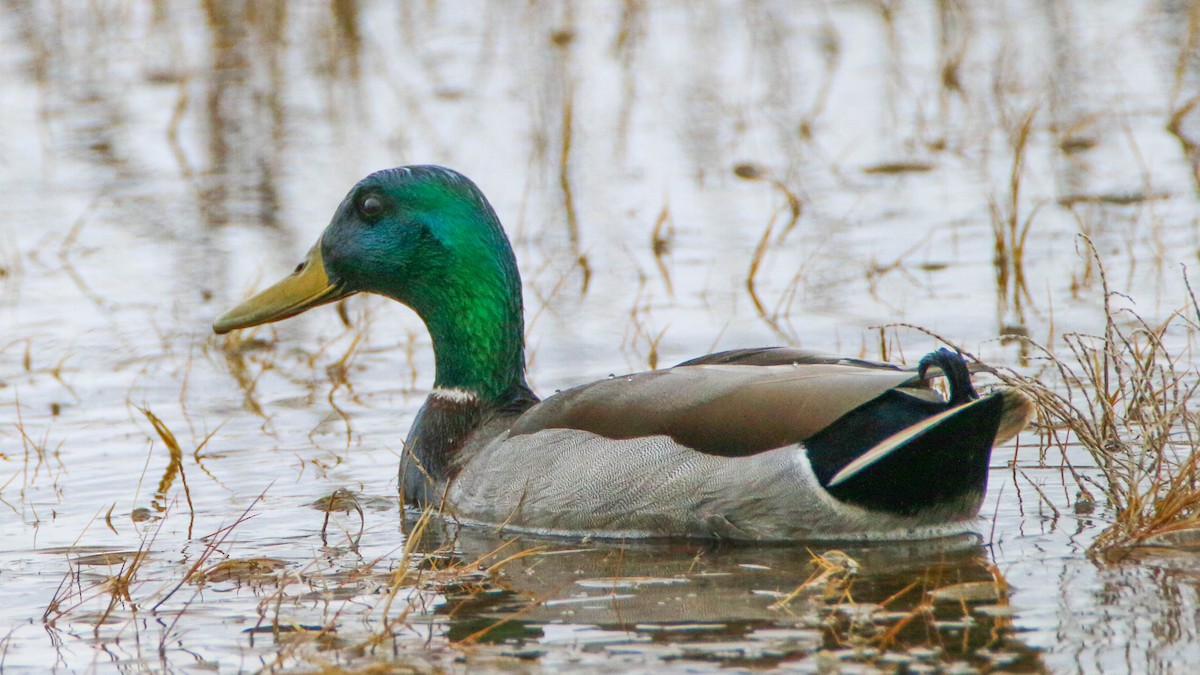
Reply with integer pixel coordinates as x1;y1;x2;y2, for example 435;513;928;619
214;165;529;402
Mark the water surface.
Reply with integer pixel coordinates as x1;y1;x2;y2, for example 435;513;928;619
3;1;1200;672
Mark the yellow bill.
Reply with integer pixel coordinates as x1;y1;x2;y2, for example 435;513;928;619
213;242;351;334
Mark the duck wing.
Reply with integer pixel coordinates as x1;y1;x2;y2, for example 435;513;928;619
508;359;923;457
674;346;907;371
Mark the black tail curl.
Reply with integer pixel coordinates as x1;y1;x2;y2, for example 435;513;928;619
919;347;978;406
806;346;1000;516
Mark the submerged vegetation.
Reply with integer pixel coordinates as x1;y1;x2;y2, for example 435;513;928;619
35;495;1034;673
3;0;1200;672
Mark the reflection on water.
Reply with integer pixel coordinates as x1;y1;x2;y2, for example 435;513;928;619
196;0;287;230
2;0;1200;672
408;526;1045;671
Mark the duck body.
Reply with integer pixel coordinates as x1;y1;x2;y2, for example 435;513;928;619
214;165;1033;541
413;348;1017;540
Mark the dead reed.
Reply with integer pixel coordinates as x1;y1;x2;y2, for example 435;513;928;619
989;240;1200;558
622;277;670;370
770;550;1019;670
4;391;66;506
733;162;803;342
138;406;197;537
987;107;1038;339
557;82;591;294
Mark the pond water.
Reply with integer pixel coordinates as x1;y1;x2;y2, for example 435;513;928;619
2;1;1200;672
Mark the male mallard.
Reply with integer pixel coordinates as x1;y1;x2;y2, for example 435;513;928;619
214;166;1032;540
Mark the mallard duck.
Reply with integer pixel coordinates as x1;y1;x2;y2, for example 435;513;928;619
214;165;1032;541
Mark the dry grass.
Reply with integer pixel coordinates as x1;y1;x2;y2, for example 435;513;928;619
879;231;1200;560
1167;2;1200;196
988;107;1038;339
767;549;1020;670
213;326;273;418
796;19;841;141
650;203;675;297
42;487;270;638
3;391;65;507
987;241;1200;558
557;81;592;295
733;162;803;343
138;406;198;536
622;277;670;370
769;549;859;610
38;487;550;672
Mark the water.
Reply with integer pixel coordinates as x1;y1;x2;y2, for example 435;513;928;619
2;1;1200;672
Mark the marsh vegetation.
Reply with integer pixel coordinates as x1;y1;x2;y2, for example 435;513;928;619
3;1;1200;672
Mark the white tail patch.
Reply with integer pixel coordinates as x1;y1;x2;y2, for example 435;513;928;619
827;396;994;488
431;387;478;404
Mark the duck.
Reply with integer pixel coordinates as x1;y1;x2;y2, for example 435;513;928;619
213;165;1033;541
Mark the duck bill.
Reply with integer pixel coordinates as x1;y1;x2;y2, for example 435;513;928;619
213;243;351;334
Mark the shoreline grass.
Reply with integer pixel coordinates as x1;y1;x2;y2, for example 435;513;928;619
1009;252;1200;559
896;237;1200;559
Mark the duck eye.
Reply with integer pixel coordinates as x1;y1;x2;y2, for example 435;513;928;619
358;194;383;219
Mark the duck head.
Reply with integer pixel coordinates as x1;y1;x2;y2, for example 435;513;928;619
214;165;529;401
